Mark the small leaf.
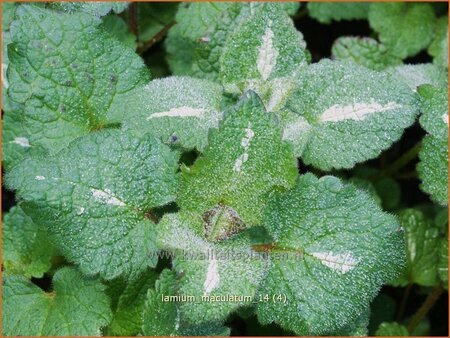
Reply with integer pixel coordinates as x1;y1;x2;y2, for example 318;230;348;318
121;76;224;151
6;130;179;280
394;209;440;287
307;2;370;24
106;270;158;336
428;17;448;68
332;37;402;71
142;269;231;336
417;85;449;205
368;3;435;59
2;206;56;278
165;2;235;76
156;212;270;324
375;322;409;336
256;174;404;335
3;267;112;336
220;4;308;111
5;5;150;166
179;91;297;227
285;60;418;170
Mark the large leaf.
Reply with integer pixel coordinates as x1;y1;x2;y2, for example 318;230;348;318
4;5;149;167
2;206;56;278
417;85;449;205
121;76;224;151
179;90;297;227
3;267;112;336
6;130;179;280
256;174;404;335
285;60;418;170
368;3;435;59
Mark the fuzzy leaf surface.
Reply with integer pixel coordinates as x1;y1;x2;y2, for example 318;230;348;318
106;270;158;336
6;130;179;280
179;91;297;227
368;3;435;59
3;267;112;336
428;17;448;68
142;269;231;336
52;2;129;17
256;174;404;335
220;4;308;111
2;206;56;278
385;64;448;93
156;212;269;324
307;2;370;24
395;209;440;287
417;85;449;205
285;60;418;170
5;5;149;163
122;76;223;151
331;37;402;71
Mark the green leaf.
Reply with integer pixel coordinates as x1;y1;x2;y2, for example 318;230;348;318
375;322;409;336
2;206;56;278
51;2;129;17
285;60;418;170
256;174;405;335
395;209;440;287
179;91;297;227
165;3;300;82
417;85;449;205
106;270;158;336
121;76;224;151
156;212;269;325
6;130;179;280
368;3;435;59
142;269;231;336
307;2;370;24
428;17;448;68
101;15;137;50
165;2;235;76
331;37;402;71
438;239;448;287
220;4;308;111
3;267;112;336
385;64;448;93
5;5;149;164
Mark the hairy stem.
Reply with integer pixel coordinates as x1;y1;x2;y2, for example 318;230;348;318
407;283;444;334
